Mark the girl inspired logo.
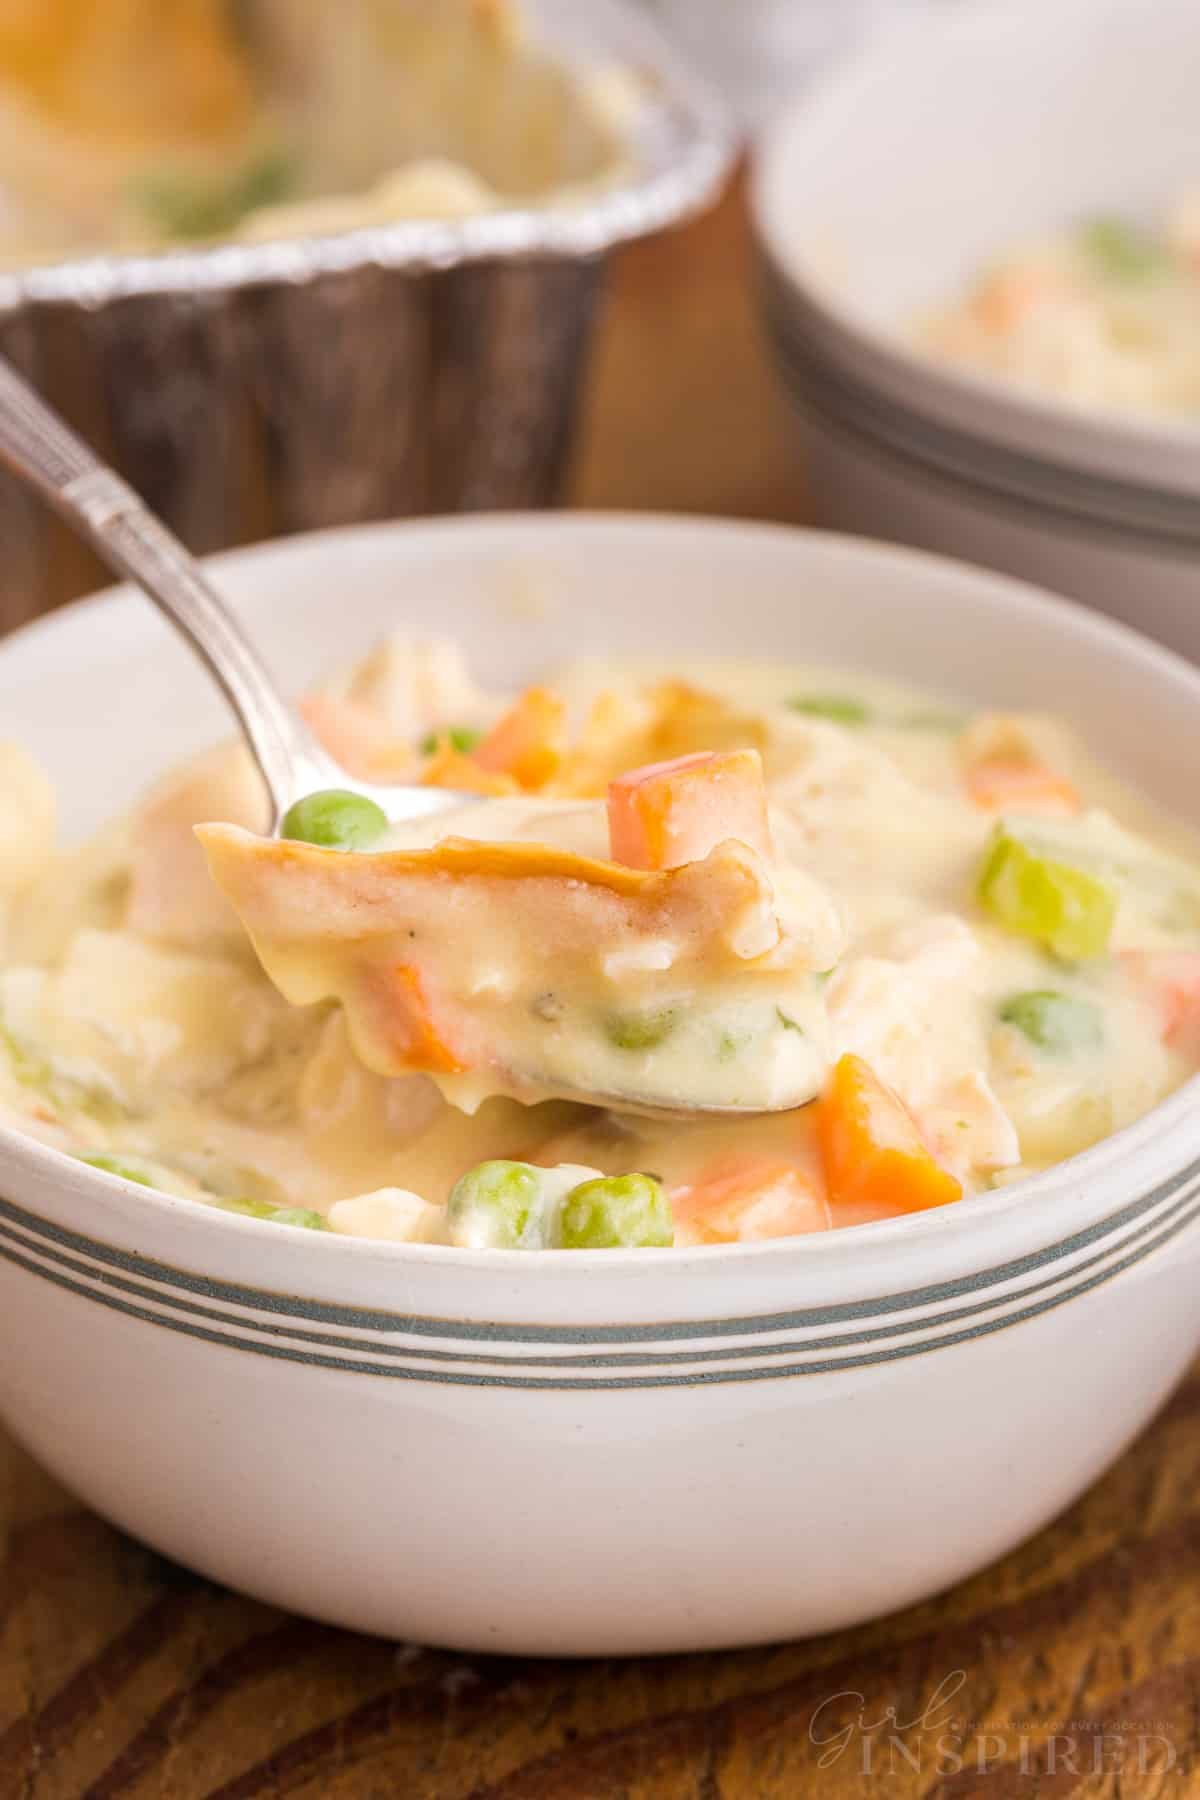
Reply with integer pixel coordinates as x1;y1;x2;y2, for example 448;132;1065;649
807;1672;1177;1779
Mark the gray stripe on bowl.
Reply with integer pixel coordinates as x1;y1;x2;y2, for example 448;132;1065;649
0;1189;1196;1388
0;1170;1195;1368
1;1154;1198;1343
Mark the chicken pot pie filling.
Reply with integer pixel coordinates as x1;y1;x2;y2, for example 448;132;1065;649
2;640;1199;1250
920;197;1200;419
0;0;632;266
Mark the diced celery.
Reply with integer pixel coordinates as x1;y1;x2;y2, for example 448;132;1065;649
787;694;871;726
997;990;1103;1053
554;1174;673;1249
0;1021;53;1093
1;1020;128;1125
978;827;1116;960
268;1208;329;1231
79;1153;154;1187
134;146;296;241
232;148;297;218
448;1160;544;1250
605;1007;678;1051
219;1197;327;1229
1079;216;1166;281
220;1197;277;1220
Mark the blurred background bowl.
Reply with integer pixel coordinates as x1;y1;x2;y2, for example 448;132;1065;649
751;0;1200;663
0;0;733;634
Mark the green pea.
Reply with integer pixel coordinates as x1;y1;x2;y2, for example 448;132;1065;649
787;695;871;726
978;827;1116;961
79;1153;154;1187
997;991;1104;1054
420;725;481;756
1078;216;1166;282
268;1208;329;1231
555;1174;673;1249
448;1160;544;1250
280;789;388;851
605;1008;678;1051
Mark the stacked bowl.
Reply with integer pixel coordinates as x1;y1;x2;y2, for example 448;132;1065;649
753;0;1200;662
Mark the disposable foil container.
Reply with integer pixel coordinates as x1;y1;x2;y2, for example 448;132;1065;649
0;0;733;632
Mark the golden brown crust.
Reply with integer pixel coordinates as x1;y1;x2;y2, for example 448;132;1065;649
196;824;778;972
198;823;772;901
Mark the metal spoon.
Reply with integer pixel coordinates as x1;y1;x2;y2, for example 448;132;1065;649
0;357;785;1118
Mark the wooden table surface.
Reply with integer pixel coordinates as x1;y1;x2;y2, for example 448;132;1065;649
3;175;1199;1799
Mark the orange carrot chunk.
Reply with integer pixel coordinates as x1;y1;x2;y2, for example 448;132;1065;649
967;756;1081;818
420;743;519;797
607;748;774;872
817;1054;962;1215
1122;950;1200;1056
971;267;1060;333
473;687;567;791
375;963;467;1075
672;1154;830;1242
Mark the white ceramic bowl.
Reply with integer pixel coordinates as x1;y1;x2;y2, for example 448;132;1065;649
752;0;1200;663
1;515;1199;1656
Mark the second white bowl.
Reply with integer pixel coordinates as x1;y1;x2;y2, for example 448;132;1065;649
753;0;1200;662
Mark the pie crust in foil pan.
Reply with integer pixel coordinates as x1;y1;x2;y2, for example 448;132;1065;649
0;0;734;631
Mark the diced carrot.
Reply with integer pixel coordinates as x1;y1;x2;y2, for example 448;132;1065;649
671;1154;831;1242
300;695;408;779
473;687;567;791
420;743;519;797
971;268;1059;333
966;756;1081;818
1121;950;1200;1056
607;748;774;872
817;1054;962;1216
374;963;467;1075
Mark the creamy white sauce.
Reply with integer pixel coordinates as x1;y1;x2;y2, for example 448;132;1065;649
919;196;1200;419
1;637;1197;1248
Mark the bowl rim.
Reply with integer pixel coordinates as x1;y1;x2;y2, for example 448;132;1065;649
750;0;1200;496
2;509;1199;1274
0;0;735;310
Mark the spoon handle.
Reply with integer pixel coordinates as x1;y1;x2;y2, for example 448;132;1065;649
0;355;337;824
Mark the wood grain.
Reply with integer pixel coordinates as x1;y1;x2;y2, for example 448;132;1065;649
2;172;1198;1797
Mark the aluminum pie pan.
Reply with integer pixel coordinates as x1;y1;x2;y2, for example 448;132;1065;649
0;0;735;633
0;0;735;310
